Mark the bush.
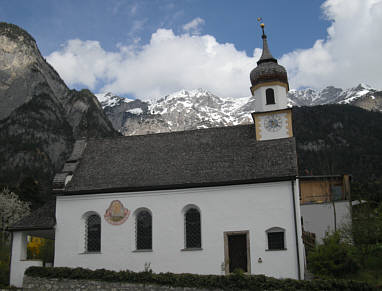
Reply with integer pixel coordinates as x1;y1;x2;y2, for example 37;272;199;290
0;240;10;287
24;266;375;291
308;232;359;277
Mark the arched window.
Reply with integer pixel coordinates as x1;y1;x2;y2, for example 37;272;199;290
136;210;152;250
266;88;275;105
86;214;101;252
185;207;201;248
266;227;285;250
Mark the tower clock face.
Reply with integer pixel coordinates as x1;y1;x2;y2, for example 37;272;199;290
264;114;282;132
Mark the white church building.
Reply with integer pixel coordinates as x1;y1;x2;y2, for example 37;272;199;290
8;24;305;287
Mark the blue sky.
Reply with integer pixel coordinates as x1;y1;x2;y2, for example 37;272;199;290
1;0;381;98
0;0;328;57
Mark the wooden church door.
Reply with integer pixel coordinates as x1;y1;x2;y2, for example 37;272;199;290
224;231;251;274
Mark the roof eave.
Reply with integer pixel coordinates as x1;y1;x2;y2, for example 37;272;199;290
58;175;298;196
6;226;55;232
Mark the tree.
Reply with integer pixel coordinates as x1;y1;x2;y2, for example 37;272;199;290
0;188;30;242
27;237;54;264
0;188;31;286
351;202;382;246
18;177;42;207
307;232;359;277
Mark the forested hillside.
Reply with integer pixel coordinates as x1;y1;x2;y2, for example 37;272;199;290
293;105;382;201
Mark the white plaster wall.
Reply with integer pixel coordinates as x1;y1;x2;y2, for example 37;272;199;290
254;85;288;112
301;200;351;243
55;181;303;279
10;232;43;287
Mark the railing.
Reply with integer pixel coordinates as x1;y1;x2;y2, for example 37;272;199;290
302;230;316;253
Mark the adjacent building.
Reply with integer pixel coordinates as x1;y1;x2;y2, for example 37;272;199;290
300;175;352;243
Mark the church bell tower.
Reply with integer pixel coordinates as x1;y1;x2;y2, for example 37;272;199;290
250;22;293;141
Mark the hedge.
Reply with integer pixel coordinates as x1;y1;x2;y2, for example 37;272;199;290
25;266;375;291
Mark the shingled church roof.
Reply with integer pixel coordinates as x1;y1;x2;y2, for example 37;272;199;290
54;124;298;195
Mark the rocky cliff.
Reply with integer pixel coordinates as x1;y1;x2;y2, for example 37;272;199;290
0;23;118;203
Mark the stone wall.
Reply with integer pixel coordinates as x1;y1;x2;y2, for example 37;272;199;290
23;276;216;291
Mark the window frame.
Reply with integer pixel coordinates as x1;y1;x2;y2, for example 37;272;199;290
182;205;202;251
134;208;153;251
266;227;286;251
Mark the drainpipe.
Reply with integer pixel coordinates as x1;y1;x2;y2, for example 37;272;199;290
8;232;13;286
291;180;302;280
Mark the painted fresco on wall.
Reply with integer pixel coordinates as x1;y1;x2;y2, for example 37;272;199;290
104;200;130;225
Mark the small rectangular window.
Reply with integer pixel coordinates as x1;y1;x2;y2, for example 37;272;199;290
267;232;284;250
331;185;343;201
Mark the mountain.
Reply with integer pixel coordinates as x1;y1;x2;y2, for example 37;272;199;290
96;83;381;135
288;83;382;110
0;23;118;204
97;89;253;135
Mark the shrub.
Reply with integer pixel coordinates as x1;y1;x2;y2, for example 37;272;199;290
0;260;9;287
308;231;359;277
24;266;375;291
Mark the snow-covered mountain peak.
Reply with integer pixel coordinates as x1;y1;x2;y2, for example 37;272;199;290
338;84;374;104
96;83;381;136
163;88;217;101
288;84;379;107
95;92;134;108
357;83;372;90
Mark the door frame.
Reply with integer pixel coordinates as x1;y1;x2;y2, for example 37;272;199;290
223;230;251;274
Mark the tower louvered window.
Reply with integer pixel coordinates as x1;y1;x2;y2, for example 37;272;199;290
86;214;101;252
185;208;201;248
136;210;152;250
266;88;275;104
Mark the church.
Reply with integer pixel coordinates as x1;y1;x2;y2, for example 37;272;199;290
8;23;305;287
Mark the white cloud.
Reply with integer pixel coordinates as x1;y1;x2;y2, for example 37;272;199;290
47;39;121;90
47;29;260;99
182;17;205;35
280;0;382;89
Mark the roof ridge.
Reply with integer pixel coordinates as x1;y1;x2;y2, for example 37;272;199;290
82;123;256;142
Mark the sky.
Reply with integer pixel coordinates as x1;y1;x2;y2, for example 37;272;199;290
1;0;382;99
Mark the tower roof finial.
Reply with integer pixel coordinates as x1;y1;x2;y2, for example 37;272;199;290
249;19;289;94
256;18;277;65
258;18;265;37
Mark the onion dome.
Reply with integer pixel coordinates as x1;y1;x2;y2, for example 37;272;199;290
250;23;289;94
